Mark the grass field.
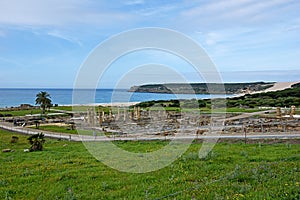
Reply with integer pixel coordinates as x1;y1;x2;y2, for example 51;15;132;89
56;105;267;114
35;125;110;137
0;108;64;117
55;106;73;111
36;125;78;135
0;129;299;199
0;109;44;117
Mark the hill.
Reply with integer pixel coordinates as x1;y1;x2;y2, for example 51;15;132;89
134;82;300;109
128;82;275;94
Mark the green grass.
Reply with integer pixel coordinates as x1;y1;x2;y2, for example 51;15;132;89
54;106;73;111
36;125;78;134
224;107;268;113
0;109;45;117
55;106;122;116
0;129;299;199
55;105;269;115
0;108;64;117
35;125;110;137
142;106;266;113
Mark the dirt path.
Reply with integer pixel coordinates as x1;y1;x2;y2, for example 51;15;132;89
1;121;300;142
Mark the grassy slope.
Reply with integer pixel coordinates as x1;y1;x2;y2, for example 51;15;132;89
1;129;299;199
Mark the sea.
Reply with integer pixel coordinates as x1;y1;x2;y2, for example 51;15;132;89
0;88;230;108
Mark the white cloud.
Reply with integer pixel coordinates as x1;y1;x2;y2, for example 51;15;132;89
284;25;300;32
136;4;177;16
205;32;222;46
220;0;294;21
0;0;133;27
124;0;144;5
47;30;82;46
0;0;299;88
182;0;255;17
179;0;298;29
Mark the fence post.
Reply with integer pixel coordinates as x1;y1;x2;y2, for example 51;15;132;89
244;126;247;144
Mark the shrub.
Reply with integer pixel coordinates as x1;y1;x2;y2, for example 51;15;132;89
11;136;19;143
27;133;45;152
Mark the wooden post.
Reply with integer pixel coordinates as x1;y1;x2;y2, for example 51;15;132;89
244;125;247;144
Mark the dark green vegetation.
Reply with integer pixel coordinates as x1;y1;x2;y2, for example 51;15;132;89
27;133;45;152
135;84;300;111
227;83;300;108
35;91;52;114
129;82;274;94
1;129;299;199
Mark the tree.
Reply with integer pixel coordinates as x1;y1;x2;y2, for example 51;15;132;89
35;91;52;114
27;133;45;151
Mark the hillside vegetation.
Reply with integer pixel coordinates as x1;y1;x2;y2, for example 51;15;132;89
129;82;274;94
135;83;300;110
227;82;300;108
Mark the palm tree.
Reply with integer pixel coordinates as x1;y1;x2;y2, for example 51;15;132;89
35;91;52;114
27;133;45;151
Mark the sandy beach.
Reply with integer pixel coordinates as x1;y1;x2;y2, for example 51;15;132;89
67;102;141;107
232;81;300;98
261;81;299;92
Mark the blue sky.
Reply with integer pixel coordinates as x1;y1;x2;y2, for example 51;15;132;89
0;0;299;88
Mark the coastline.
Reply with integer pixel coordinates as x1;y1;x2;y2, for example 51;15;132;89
0;81;299;109
60;102;141;107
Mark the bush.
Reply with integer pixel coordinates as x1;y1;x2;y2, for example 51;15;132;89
11;136;19;143
27;133;45;152
198;100;206;107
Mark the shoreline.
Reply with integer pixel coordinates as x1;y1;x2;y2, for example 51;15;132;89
0;81;299;109
62;102;141;107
